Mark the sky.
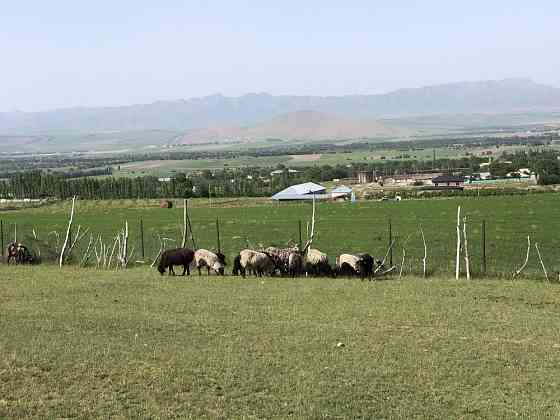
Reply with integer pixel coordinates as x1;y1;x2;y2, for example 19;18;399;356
1;0;559;112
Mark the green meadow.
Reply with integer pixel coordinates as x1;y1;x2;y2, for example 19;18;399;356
2;267;560;418
1;193;559;277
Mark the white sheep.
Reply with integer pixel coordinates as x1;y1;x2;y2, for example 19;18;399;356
305;248;333;276
194;249;226;275
336;253;362;276
238;249;275;277
336;253;374;278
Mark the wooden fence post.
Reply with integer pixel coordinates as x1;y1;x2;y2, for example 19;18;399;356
140;218;145;260
298;220;302;250
389;219;393;267
0;220;3;257
482;219;486;275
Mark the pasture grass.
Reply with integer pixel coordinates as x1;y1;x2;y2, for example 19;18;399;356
2;266;560;418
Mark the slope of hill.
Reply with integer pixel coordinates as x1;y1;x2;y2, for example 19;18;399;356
177;111;406;144
1;79;560;134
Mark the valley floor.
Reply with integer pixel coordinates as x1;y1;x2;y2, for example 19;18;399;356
1;266;560;418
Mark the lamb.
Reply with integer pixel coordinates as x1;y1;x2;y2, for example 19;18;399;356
157;247;195;276
236;249;275;278
304;248;333;277
194;249;226;275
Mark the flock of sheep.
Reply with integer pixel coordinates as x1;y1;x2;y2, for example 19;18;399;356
157;246;382;279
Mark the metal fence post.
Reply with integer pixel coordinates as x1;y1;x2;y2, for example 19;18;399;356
216;218;221;252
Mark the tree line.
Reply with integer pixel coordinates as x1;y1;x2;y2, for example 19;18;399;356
1;150;559;200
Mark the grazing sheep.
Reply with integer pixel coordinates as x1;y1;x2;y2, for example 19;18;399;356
232;253;258;277
238;249;275;278
194;249;226;275
6;242;34;265
336;253;373;279
288;252;304;277
157;248;195;276
265;246;299;275
304;248;333;277
232;254;243;276
357;253;375;278
337;261;359;277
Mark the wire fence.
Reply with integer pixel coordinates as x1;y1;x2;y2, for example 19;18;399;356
1;204;557;279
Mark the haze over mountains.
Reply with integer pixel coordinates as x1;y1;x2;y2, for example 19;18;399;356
176;111;407;145
1;78;560;136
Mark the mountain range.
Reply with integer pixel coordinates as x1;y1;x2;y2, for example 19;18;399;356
1;78;560;135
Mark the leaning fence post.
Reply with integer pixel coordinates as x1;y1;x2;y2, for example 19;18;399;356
482;219;486;275
185;199;197;249
298;220;302;250
140;218;145;260
0;220;4;257
216;218;221;252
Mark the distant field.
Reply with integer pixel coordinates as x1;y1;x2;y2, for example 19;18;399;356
116;156;289;176
1;194;559;277
112;143;540;177
2;267;560;418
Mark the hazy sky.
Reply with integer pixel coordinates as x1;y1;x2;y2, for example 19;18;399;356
2;1;559;111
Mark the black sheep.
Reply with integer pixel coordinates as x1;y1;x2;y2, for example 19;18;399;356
157;248;195;276
357;253;375;279
232;254;244;276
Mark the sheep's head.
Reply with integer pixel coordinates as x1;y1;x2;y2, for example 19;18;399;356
216;252;227;265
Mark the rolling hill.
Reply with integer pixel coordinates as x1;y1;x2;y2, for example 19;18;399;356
176;111;407;144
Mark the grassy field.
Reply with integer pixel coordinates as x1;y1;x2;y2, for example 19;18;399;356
2;266;560;418
1;194;560;277
0;193;560;278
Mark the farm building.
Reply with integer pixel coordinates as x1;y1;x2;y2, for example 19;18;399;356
384;172;442;186
431;175;466;187
271;182;329;201
331;185;353;200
